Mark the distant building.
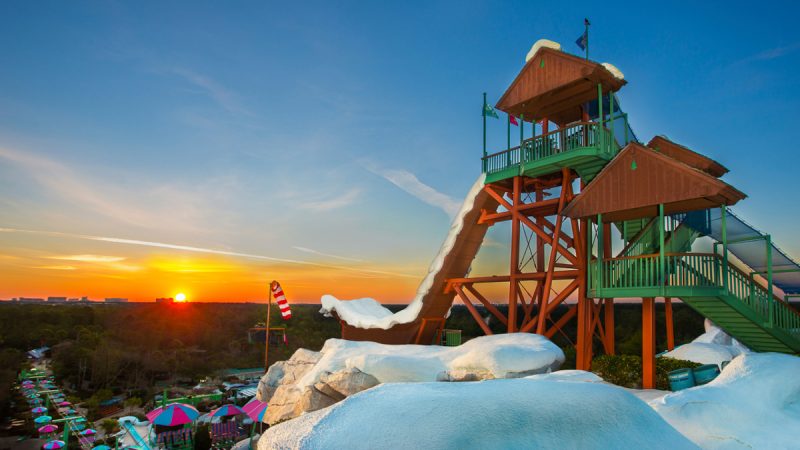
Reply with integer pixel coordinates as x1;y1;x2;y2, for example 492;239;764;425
47;296;67;303
155;297;174;304
19;297;45;303
104;297;129;303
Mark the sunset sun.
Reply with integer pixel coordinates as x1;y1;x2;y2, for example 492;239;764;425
175;292;187;302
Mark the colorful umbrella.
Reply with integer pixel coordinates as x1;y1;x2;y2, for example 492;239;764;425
242;398;268;423
42;440;65;450
32;406;48;414
92;446;111;450
209;404;244;418
38;424;58;434
80;429;96;436
57;401;70;407
27;393;41;399
66;409;77;414
34;415;52;424
146;403;200;426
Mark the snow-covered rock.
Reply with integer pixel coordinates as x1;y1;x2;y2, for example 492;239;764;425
650;352;800;449
258;376;697;450
662;320;750;366
257;334;564;424
525;39;561;62
257;348;320;402
315;367;379;400
319;174;486;330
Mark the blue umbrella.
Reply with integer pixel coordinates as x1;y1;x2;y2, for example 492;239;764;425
34;415;52;424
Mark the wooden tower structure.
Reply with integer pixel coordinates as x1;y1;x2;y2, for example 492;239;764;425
448;46;627;370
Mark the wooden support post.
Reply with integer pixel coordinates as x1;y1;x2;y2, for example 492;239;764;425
508;177;521;332
603;298;615;355
265;281;274;370
536;168;569;334
642;297;656;389
665;297;675;351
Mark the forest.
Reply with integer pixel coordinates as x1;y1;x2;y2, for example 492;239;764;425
0;299;711;415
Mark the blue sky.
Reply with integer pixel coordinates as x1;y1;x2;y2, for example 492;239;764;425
0;1;798;301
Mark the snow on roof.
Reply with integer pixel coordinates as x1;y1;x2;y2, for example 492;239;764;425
258;372;696;449
293;334;565;389
650;352;800;449
525;39;562;63
320;174;486;330
601;62;624;80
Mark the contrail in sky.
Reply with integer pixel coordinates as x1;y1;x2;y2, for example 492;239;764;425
0;227;417;278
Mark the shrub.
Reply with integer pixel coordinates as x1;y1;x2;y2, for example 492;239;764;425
591;354;642;388
591;355;701;390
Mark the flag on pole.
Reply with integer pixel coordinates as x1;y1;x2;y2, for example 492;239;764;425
509;114;519;126
483;103;499;119
271;282;291;320
576;18;590;50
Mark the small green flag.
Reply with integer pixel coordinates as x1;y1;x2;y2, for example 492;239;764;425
483;104;499;119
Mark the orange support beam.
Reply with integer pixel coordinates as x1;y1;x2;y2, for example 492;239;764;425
464;284;508;327
453;285;493;336
665;297;675;351
642;297;657;389
508;176;521;332
603;298;615;355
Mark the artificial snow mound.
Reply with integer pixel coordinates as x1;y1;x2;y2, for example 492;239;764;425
296;333;564;389
525;39;561;62
258;376;697;450
650;352;800;449
662;319;750;366
320;173;486;330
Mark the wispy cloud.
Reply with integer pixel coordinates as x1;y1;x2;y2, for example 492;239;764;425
0;146;232;233
0;227;417;278
167;67;251;116
733;42;800;66
47;254;126;263
33;265;77;271
365;165;460;218
294;188;361;211
292;246;363;262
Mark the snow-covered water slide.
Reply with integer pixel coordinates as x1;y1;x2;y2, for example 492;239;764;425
320;173;499;344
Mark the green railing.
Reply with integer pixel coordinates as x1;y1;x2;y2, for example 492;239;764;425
594;252;800;338
481;122;616;174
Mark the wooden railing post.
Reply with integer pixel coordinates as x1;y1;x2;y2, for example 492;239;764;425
767;234;774;327
659;204;665;296
721;205;729;293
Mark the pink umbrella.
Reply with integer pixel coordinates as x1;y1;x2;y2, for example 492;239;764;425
38;424;58;434
146;403;199;426
242;398;268;423
32;406;48;414
57;401;70;407
80;429;97;436
209;404;244;418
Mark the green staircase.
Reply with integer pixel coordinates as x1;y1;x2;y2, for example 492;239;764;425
594;216;800;353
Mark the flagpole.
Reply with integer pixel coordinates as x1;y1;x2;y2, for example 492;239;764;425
585;19;590;60
265;281;274;370
482;92;487;158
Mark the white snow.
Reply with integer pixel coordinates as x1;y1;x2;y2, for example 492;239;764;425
650;352;800;449
258;375;697;450
320;173;486;330
662;320;750;366
601;62;625;80
525;39;562;63
294;334;564;389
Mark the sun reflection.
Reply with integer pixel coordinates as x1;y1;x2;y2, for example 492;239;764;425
175;292;187;302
